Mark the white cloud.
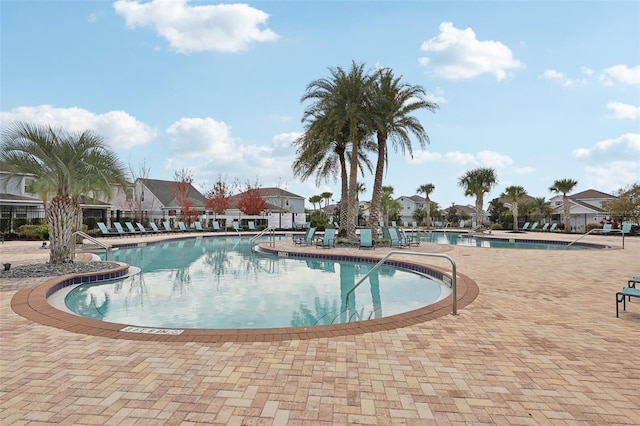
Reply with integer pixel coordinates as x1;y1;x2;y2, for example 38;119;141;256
599;64;640;86
514;166;536;175
113;0;278;54
606;102;640;120
571;133;640;160
0;105;157;149
425;87;447;104
408;149;513;169
419;22;524;81
165;117;297;188
539;69;587;87
582;162;640;194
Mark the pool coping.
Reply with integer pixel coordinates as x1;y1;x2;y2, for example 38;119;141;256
11;242;479;343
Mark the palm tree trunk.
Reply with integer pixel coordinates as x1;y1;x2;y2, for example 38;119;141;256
563;194;570;233
339;154;348;237
346;134;359;239
369;133;386;232
513;201;519;231
426;198;431;227
475;193;484;227
47;194;79;264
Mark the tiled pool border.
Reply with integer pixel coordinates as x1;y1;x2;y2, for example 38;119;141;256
11;241;478;343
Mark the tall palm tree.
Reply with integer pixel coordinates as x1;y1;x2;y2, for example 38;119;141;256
501;185;527;231
309;195;323;211
320;191;333;209
299;61;375;238
549;178;578;233
457;167;498;227
416;183;435;227
1;122;128;263
368;68;438;231
531;196;552;224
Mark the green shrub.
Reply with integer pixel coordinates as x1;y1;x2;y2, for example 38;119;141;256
17;224;49;240
491;223;503;230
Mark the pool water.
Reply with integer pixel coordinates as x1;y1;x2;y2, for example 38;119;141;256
64;237;446;329
418;231;595;249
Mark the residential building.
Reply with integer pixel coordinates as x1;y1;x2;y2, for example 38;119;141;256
396;195;426;224
549;189;617;232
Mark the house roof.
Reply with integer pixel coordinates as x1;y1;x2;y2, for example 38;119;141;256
255;187;305;199
444;204;476;215
138;178;206;208
569;189;616;200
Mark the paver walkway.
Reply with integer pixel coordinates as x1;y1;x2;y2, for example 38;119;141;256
1;231;638;424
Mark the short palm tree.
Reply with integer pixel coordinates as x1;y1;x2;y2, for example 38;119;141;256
416;183;435;227
549;178;578;233
368;68;438;231
1;122;128;263
501;185;527;231
457;167;498;227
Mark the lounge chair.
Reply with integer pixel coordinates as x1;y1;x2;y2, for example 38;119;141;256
388;227;407;248
399;228;419;247
316;228;336;248
162;221;176;233
548;223;558;232
248;221;256;231
113;222;131;237
149;222;164;233
232;221;241;232
294;227;316;246
177;221;189;232
391;221;397;228
616;287;640;317
412;221;418;229
621;224;632;234
594;223;613;234
136;222;154;234
520;222;530;231
211;221;221;232
403;221;409;228
194;221;205;232
529;222;538;231
97;222;118;237
459;220;466;228
359;228;374;249
125;222;141;234
539;223;550;232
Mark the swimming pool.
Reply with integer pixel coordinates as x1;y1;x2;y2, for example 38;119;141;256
417;231;606;249
62;237;449;329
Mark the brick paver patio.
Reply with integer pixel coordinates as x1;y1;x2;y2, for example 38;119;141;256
1;230;638;424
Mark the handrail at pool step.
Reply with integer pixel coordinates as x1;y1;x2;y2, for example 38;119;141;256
344;251;458;316
566;227;627;249
251;226;276;248
72;231;112;260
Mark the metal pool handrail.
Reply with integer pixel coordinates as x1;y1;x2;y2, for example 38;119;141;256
251;226;276;247
344;251;458;315
566;227;626;249
72;231;111;260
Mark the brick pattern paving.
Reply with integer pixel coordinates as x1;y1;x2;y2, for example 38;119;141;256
1;231;639;424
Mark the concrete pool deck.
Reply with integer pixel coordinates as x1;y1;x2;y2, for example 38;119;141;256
1;230;639;424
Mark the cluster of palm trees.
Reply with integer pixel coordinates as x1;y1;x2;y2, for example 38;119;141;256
1;122;128;263
292;61;438;238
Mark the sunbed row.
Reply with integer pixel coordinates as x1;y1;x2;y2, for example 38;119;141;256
95;220;258;237
292;226;420;250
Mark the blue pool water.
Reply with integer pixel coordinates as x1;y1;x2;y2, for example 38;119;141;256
64;237;447;329
418;231;600;250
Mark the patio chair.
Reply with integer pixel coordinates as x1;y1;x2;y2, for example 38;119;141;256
399;228;419;247
294;227;316;246
316;228;336;248
248;221;256;231
388;227;407;248
616;287;640;317
177;221;189;232
194;221;205;232
211;221;221;232
97;222;118;237
149;222;164;233
125;222;141;234
529;222;538;231
162;221;176;233
520;222;530;231
232;221;241;232
113;222;131;237
539;223;550;232
359;228;374;249
136;222;154;234
548;223;558;232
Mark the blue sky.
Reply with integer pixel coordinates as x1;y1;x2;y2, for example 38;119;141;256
2;0;639;209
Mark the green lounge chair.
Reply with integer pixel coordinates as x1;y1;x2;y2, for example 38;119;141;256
359;228;374;249
194;221;205;232
162;221;176;233
529;222;538;231
248;221;256;231
177;221;189;232
316;228;336;248
294;227;316;246
616;287;640;317
125;222;141;234
113;222;131;237
149;222;164;233
136;223;154;234
211;221;221;232
232;221;241;232
97;222;118;237
520;222;530;231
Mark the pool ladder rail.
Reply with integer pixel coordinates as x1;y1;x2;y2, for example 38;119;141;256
251;226;277;248
72;230;113;260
